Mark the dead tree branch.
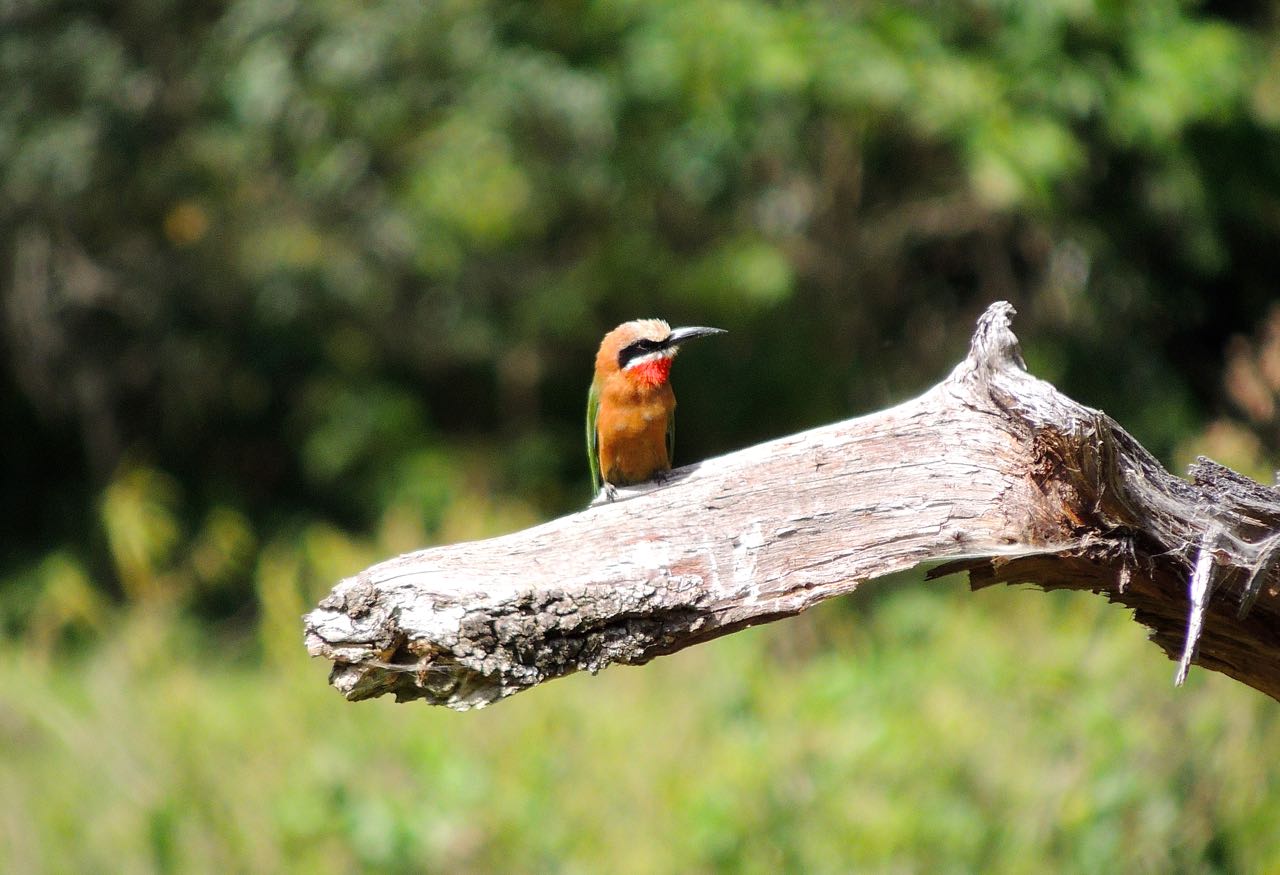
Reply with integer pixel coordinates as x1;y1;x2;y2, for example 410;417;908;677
304;302;1280;709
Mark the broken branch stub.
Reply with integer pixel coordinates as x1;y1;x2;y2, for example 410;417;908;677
304;302;1280;709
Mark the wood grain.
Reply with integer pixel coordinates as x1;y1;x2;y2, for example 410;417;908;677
304;302;1280;708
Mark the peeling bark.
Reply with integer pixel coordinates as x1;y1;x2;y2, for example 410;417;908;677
304;302;1280;709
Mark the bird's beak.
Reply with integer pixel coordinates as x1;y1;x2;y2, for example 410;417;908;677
665;326;727;348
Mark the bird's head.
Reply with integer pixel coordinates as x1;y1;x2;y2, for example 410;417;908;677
595;319;726;388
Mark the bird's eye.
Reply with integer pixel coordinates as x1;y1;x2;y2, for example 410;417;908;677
618;338;661;369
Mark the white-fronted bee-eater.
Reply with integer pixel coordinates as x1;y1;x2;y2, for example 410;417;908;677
587;319;725;499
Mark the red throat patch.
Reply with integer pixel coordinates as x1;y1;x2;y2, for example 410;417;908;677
627;356;673;388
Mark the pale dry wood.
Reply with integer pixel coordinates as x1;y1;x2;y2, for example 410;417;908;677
304;302;1280;709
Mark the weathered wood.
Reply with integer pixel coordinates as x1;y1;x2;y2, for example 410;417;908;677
304;302;1280;709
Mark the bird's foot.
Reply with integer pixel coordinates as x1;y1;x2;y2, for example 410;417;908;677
590;483;620;506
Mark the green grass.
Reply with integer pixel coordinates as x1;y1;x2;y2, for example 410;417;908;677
2;578;1277;873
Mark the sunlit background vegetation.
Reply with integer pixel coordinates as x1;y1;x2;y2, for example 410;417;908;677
4;0;1280;871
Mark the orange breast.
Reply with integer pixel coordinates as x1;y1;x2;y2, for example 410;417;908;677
596;376;675;486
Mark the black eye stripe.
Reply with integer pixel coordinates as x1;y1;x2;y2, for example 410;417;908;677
618;338;663;368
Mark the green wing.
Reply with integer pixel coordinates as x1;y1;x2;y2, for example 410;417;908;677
586;377;601;494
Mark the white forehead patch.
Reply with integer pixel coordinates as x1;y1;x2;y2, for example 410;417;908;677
631;318;671;340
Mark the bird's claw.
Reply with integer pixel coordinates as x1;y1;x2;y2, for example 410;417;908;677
591;476;676;507
588;484;619;506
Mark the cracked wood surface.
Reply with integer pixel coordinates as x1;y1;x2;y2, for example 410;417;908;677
304;302;1280;709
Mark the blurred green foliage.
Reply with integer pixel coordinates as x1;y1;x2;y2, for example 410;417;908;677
3;0;1280;870
4;587;1280;873
6;0;1280;602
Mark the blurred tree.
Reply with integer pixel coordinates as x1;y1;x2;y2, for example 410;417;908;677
2;0;1280;622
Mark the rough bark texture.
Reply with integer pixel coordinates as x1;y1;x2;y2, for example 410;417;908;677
304;302;1280;709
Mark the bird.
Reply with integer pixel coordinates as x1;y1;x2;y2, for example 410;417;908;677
587;319;726;499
